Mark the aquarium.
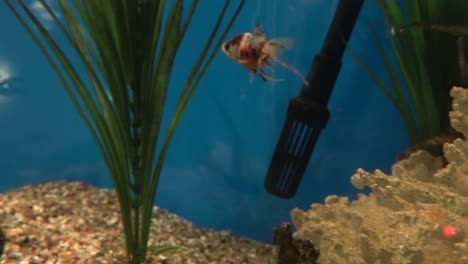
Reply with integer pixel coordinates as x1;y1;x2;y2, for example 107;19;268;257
0;0;466;263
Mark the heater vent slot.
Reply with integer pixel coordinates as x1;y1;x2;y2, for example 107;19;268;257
286;121;314;158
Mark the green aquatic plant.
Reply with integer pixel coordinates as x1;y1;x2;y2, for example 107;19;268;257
4;0;245;263
349;0;468;146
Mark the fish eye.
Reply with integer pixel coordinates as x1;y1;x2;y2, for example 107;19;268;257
224;42;231;50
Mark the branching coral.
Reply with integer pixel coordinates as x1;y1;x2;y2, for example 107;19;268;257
291;87;468;264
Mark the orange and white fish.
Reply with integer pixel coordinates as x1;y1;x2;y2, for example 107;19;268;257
221;24;309;85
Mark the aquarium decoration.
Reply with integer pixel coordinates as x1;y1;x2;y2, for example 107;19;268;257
264;0;365;199
4;0;245;263
0;227;4;258
348;0;468;161
290;86;468;264
272;222;320;264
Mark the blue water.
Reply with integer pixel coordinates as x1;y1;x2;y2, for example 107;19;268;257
0;0;408;243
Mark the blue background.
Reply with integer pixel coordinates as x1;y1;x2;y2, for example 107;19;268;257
0;0;408;243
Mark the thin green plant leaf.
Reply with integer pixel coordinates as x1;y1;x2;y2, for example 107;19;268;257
346;39;419;142
397;22;468;36
151;244;181;256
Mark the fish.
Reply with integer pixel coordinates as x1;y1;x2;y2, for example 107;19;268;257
221;24;309;86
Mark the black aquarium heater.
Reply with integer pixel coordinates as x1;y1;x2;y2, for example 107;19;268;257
264;0;365;199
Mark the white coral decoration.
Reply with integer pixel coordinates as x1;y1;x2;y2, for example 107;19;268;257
291;87;468;264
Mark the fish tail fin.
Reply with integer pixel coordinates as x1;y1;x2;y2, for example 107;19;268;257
249;70;256;84
265;59;274;71
269;56;309;86
265;38;294;56
258;68;284;83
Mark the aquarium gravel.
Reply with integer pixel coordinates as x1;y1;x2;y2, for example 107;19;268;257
0;181;277;264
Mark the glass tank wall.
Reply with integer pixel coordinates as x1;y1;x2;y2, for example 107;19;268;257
0;0;409;245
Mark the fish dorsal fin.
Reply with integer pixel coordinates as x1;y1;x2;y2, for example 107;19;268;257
252;24;265;36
